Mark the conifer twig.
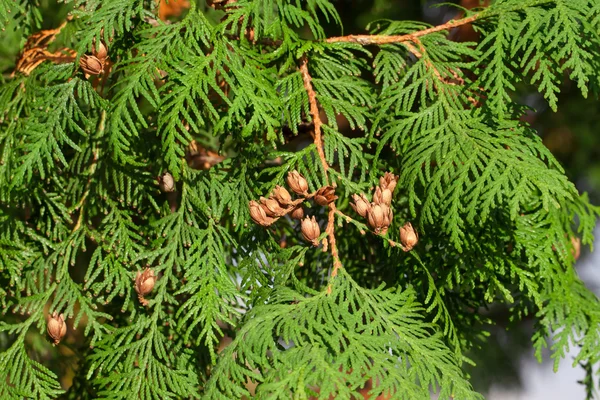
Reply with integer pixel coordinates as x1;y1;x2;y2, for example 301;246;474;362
299;57;328;178
72;110;106;232
335;209;407;251
325;14;480;45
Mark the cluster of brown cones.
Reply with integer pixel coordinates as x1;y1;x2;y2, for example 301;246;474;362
249;170;337;247
350;173;397;235
350;173;419;251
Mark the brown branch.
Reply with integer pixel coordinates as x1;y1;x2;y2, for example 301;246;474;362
327;206;342;277
325;14;480;45
327;14;481;45
299;57;329;178
299;57;344;292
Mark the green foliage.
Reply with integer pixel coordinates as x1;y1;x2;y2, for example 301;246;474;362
0;0;599;398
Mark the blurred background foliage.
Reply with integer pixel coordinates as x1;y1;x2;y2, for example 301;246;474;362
1;0;598;397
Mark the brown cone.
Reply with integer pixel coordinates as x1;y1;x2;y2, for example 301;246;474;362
47;312;67;345
286;171;309;196
135;268;157;306
301;216;320;246
249;200;275;226
314;186;338;206
272;185;292;206
350;194;371;218
400;222;419;251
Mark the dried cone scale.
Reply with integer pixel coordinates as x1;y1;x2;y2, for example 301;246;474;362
47;312;67;345
92;40;108;60
135;268;157;306
400;222;419;251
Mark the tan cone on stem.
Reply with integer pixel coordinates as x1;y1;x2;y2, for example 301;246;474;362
301;216;320;246
92;39;108;60
286;170;309;196
135;268;157;306
368;203;393;235
249;200;275;226
314;186;338;206
400;222;419;251
80;54;104;76
350;194;370;218
272;185;292;206
47;312;67;345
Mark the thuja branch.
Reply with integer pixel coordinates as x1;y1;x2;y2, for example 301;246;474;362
71;109;106;232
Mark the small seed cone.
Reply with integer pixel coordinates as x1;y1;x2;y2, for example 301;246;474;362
400;222;419;251
367;204;392;234
159;172;175;192
286;170;309;196
135;268;157;306
301;216;320;246
80;54;104;76
249;200;275;226
47;312;67;345
259;196;286;217
350;194;370;218
314;186;338;206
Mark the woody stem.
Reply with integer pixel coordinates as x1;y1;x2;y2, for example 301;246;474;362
299;57;343;290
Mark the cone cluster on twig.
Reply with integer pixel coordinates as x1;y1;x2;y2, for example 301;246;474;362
350;173;419;251
248;170;338;247
350;173;397;235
